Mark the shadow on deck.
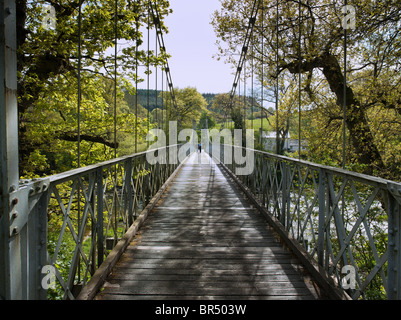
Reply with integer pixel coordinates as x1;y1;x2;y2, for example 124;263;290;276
88;152;330;300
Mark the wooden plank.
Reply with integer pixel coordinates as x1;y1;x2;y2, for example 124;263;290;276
97;282;315;297
76;156;185;301
216;157;352;300
93;152;327;300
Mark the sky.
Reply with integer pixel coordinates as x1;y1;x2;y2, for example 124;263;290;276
161;0;235;94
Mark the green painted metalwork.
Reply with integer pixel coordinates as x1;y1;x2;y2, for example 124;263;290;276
211;144;401;300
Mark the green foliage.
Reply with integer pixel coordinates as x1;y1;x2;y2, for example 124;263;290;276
199;111;216;129
211;0;401;299
18;0;172;177
163;87;209;128
230;107;244;130
212;0;401;179
16;1;171;299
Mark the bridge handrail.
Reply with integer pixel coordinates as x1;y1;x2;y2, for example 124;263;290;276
211;143;401;300
9;145;185;300
247;147;393;188
46;150;150;184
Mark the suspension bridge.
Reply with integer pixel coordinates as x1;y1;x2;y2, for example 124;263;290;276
1;0;401;301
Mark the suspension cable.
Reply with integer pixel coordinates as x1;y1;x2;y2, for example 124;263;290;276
260;2;263;144
298;0;302;159
114;0;118;159
155;23;158;128
135;0;139;153
244;59;246;130
76;0;83;283
229;0;261;108
77;0;82;168
161;64;164;132
342;0;348;169
251;36;254;131
147;0;150;147
275;0;279;155
149;2;179;128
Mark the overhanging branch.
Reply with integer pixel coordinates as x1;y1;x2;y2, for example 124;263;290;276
57;132;119;149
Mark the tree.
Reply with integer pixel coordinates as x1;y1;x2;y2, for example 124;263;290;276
17;0;171;175
164;87;208;128
210;93;232;123
212;0;401;178
199;111;216;129
211;93;249;128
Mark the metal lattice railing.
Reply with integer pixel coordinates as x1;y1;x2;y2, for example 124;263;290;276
13;145;184;300
210;144;401;300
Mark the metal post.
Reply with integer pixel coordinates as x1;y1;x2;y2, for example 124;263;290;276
280;163;287;228
33;190;50;300
387;183;401;300
96;167;104;268
261;158;267;207
125;159;133;226
317;169;326;267
0;0;19;300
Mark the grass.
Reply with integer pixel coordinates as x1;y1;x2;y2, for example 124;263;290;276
218;117;272;132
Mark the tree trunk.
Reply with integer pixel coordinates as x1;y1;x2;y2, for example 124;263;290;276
321;53;384;175
283;53;384;175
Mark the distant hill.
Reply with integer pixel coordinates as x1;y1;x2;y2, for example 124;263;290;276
124;89;164;113
123;89;227;121
124;89;219;112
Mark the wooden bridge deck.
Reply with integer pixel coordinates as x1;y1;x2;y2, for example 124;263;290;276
94;152;326;300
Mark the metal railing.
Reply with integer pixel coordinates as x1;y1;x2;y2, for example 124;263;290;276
210;144;401;300
8;145;185;300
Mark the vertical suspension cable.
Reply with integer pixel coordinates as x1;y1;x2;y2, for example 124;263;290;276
77;0;82;168
113;0;118;254
166;79;170;138
114;0;118;160
341;0;348;225
150;2;179;133
251;37;254;131
297;0;302;244
238;71;241;125
342;0;347;170
298;0;302;159
135;5;139;153
147;0;150;147
160;66;164;130
76;0;82;283
260;2;263;146
275;0;279;155
229;0;259;131
161;65;164;132
155;23;158;128
244;60;246;131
